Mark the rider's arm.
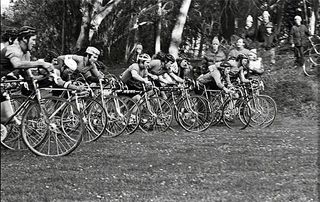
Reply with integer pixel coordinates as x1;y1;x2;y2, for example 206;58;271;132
51;69;81;90
90;64;104;80
7;50;52;71
168;72;184;84
210;68;229;92
239;68;250;83
131;69;148;83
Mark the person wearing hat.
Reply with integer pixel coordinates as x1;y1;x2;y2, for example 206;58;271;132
56;46;104;83
256;10;274;43
237;15;257;49
262;23;278;66
290;15;310;67
201;37;226;74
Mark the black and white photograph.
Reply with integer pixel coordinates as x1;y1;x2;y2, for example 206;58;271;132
1;0;319;201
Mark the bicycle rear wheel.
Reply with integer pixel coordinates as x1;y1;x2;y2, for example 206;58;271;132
303;55;319;77
309;45;320;65
120;96;141;135
176;95;213;132
222;98;250;130
139;97;173;133
76;97;107;142
21;97;83;157
103;96;129;138
1;95;28;150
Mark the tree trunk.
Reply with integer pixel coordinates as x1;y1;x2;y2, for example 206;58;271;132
155;0;162;54
61;0;66;54
89;0;122;41
168;0;192;58
198;33;204;58
76;0;122;52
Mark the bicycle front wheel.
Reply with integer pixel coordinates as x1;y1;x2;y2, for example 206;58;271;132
21;97;83;157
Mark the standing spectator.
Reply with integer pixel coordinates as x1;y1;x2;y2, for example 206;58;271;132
238;15;256;49
201;37;226;74
290;15;310;67
127;43;143;65
263;23;278;66
256;11;273;43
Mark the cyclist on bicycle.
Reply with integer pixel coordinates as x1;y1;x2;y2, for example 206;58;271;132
120;53;152;90
56;46;104;83
1;26;54;136
196;54;253;94
148;53;184;85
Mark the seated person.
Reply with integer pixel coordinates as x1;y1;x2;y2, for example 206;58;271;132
176;57;194;80
228;37;251;60
201;37;226;74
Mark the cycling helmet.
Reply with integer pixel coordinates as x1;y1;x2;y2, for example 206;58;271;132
86;46;100;56
164;54;175;63
18;26;37;38
236;54;249;62
64;55;77;71
138;53;151;61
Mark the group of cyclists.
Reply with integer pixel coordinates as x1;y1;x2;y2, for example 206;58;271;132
1;25;266;145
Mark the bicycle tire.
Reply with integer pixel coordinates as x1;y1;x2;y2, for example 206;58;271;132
103;96;129;138
222;97;250;130
1;95;28;150
120;96;141;135
21;97;83;157
139;97;173;133
176;95;213;132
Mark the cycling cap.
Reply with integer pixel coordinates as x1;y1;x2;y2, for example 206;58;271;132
18;26;37;37
164;54;175;63
138;53;151;61
236;54;249;61
220;61;232;68
64;55;77;71
86;46;100;56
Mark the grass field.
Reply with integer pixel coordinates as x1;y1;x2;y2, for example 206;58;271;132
1;117;318;201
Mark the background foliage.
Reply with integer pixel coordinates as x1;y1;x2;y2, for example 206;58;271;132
1;0;319;63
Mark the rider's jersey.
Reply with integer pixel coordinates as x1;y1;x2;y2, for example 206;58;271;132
120;63;148;84
148;59;172;76
0;44;30;78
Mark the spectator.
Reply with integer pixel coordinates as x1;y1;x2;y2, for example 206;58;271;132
176;57;193;80
127;43;143;65
263;23;278;66
238;15;257;49
228;37;251;60
290;15;310;67
256;11;273;43
201;37;226;74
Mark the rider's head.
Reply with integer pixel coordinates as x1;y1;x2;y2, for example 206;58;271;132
137;53;151;69
2;28;18;44
17;26;37;52
236;54;249;67
85;46;100;64
163;54;175;70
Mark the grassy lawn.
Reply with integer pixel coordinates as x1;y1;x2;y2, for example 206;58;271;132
1;118;318;201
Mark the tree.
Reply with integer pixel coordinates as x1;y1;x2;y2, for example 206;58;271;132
75;0;122;52
169;0;192;58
